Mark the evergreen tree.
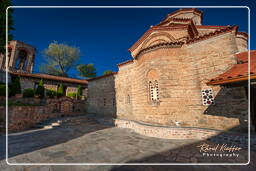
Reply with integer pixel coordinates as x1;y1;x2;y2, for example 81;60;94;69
77;85;82;98
10;76;21;95
103;70;113;75
57;84;64;97
76;64;96;78
35;79;45;98
0;0;14;53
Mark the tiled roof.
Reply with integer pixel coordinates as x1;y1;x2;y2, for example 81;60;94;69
207;50;256;85
87;72;117;81
186;26;238;44
128;24;189;52
117;60;133;67
10;72;88;85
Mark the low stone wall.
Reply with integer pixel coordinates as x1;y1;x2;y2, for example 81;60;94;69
0;97;85;132
114;119;256;149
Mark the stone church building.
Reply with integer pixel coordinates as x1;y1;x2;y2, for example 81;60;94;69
87;8;255;131
0;40;88;96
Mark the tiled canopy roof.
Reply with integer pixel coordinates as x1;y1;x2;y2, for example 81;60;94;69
207;50;256;85
10;72;88;85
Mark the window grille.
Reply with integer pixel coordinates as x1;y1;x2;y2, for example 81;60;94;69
149;80;159;102
201;88;214;105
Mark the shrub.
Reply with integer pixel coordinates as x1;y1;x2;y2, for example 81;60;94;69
67;92;77;98
0;85;6;96
57;84;64;97
10;76;21;95
35;79;45;98
23;88;35;98
46;89;57;98
77;85;82;98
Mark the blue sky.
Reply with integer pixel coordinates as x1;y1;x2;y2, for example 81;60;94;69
10;0;255;78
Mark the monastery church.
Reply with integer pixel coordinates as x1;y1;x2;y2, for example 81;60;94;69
87;8;256;131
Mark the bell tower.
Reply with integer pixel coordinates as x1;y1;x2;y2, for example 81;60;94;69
0;40;36;73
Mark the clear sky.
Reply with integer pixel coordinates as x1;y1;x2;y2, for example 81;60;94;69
10;0;255;78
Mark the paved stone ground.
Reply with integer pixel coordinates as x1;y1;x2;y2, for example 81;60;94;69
0;115;255;171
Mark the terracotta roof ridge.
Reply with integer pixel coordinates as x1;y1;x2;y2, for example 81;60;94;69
135;41;184;59
196;25;229;29
87;72;117;81
186;25;237;44
129;25;189;52
10;71;88;84
237;31;248;38
117;59;134;67
167;8;202;17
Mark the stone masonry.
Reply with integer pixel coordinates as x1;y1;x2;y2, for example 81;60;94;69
87;8;249;131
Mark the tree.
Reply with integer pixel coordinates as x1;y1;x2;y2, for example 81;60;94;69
103;70;113;75
76;64;96;78
0;0;14;53
40;41;80;77
77;85;82;98
10;76;21;95
35;79;45;98
57;84;64;97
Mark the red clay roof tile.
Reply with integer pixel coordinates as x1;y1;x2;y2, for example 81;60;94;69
207;50;256;85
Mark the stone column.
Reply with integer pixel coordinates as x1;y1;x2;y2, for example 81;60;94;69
26;53;34;73
8;47;18;70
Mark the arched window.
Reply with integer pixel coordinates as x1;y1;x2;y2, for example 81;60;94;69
149;80;159;102
15;50;28;71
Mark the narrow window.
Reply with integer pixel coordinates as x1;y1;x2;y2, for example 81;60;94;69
127;94;130;104
149;80;159;102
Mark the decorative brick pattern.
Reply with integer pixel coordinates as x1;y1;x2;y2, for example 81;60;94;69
115;119;255;149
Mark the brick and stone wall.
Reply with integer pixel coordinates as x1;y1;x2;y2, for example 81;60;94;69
0;71;11;83
87;74;116;117
86;11;249;132
115;119;255;149
20;77;35;92
115;62;134;120
115;31;248;131
0;97;85;132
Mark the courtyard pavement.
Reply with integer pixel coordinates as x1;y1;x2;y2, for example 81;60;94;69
0;115;255;171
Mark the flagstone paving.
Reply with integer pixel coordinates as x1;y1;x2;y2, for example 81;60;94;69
0;115;255;171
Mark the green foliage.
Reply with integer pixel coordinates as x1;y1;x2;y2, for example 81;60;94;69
23;88;35;98
0;85;6;96
35;79;45;98
77;85;82;98
40;41;80;77
46;89;57;98
76;64;96;78
57;84;64;97
0;0;14;53
10;76;21;95
103;70;113;75
67;92;77;98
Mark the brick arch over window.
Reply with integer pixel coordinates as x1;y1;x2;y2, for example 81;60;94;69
146;69;160;81
140;32;176;50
